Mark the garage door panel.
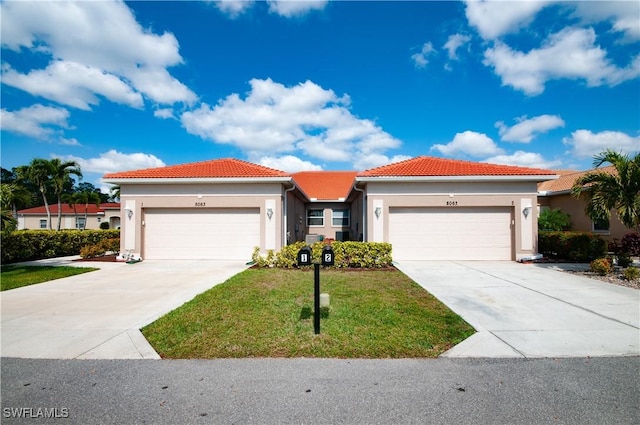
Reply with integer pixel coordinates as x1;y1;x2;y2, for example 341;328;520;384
144;208;260;260
389;207;512;261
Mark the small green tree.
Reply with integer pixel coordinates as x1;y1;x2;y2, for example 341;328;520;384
572;150;640;230
538;208;571;231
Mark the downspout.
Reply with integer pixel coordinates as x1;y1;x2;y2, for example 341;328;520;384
352;183;366;241
283;183;296;246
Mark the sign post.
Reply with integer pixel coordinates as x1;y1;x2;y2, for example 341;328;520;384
298;245;334;335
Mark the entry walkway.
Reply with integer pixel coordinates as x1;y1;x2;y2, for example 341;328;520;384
1;258;250;359
395;261;639;358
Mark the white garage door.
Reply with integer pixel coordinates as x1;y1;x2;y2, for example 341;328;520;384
143;208;260;260
389;207;512;261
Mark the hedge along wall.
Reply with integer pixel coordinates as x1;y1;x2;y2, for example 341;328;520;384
252;241;393;269
538;231;607;262
1;230;120;264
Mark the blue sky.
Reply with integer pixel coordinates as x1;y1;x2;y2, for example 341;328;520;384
1;0;639;190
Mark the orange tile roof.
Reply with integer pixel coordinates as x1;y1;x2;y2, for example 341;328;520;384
18;203;120;215
538;165;617;194
292;171;358;200
359;156;555;177
103;158;288;179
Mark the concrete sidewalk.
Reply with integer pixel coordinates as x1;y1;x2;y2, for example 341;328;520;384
1;258;249;359
396;261;640;358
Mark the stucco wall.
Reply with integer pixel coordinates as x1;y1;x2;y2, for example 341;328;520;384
119;182;285;257
542;193;629;241
363;180;540;260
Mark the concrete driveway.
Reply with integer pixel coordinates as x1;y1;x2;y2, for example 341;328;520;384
1;258;249;359
395;261;639;358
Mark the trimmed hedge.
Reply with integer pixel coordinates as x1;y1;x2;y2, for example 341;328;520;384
253;241;393;269
538;231;607;262
1;230;120;264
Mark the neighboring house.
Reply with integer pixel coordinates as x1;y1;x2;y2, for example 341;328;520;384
537;166;628;241
17;203;121;230
103;157;556;262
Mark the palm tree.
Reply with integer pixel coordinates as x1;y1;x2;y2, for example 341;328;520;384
109;185;121;202
75;190;101;230
1;183;18;232
62;192;80;229
16;159;54;230
50;159;82;231
571;150;640;230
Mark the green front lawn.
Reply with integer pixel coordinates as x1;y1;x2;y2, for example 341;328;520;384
0;265;99;291
142;268;474;358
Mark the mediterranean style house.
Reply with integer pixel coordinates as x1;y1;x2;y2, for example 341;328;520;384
103;156;557;262
538;166;629;241
17;203;121;230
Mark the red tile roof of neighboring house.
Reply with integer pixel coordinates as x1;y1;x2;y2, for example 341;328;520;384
292;171;358;200
359;156;555;177
18;203;120;215
538;165;617;194
103;158;288;179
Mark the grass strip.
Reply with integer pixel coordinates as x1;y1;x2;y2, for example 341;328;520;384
1;265;99;291
143;268;474;358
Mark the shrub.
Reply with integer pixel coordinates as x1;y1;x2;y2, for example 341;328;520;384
99;222;110;230
80;244;106;259
1;229;120;264
621;232;640;256
623;267;639;281
252;241;393;269
590;258;612;276
616;252;633;268
538;208;571;231
539;231;607;262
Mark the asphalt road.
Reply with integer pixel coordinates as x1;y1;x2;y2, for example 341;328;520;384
2;357;638;424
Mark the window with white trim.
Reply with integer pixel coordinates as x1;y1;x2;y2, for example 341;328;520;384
76;217;86;230
307;209;324;226
332;209;350;227
592;218;610;233
39;219;47;229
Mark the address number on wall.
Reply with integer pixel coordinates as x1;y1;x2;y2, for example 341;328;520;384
195;202;206;207
446;201;458;206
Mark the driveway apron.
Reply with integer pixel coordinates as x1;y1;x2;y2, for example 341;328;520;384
1;259;249;359
395;261;639;358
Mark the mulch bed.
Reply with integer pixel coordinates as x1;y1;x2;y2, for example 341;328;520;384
73;255;119;263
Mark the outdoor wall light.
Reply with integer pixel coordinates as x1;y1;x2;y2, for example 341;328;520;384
374;206;382;219
266;208;274;220
522;206;532;218
125;208;133;219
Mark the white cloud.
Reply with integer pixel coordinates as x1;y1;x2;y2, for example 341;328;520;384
60;137;81;146
181;78;402;168
154;108;176;120
267;0;328;17
496;114;565;143
0;104;70;139
484;151;562;169
259;155;322;172
213;0;255;18
355;154;411;172
483;27;640;95
2;61;144;110
431;131;504;157
464;0;551;40
573;1;640;42
411;42;436;68
0;1;196;107
444;34;471;60
61;150;166;175
563;130;640;159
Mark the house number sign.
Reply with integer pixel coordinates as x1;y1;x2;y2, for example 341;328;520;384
446;201;458;206
195;202;206;207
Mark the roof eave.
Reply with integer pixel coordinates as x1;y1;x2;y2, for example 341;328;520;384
103;177;292;184
356;175;559;183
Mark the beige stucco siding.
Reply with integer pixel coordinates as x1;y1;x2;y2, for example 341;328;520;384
119;182;285;257
540;193;629;241
364;181;540;260
18;213;119;230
